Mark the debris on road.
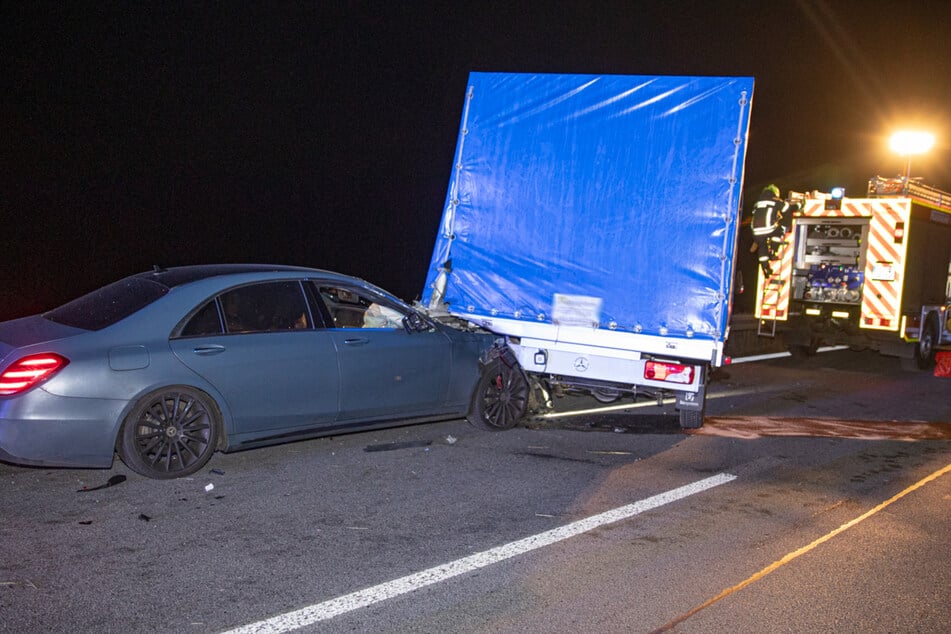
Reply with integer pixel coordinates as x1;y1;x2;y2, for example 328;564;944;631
0;580;37;589
586;450;634;456
363;440;432;452
77;474;126;492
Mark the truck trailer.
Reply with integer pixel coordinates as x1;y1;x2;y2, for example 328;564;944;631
755;176;951;368
421;72;754;429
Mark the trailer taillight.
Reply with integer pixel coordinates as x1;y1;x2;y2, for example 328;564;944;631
894;222;905;244
644;361;694;384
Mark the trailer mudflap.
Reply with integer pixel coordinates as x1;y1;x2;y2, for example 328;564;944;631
675;376;707;411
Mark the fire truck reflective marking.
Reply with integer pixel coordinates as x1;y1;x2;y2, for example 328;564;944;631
792;198;910;332
861;200;909;331
755;227;794;321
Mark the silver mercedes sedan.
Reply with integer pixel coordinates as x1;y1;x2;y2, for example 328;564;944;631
0;265;525;479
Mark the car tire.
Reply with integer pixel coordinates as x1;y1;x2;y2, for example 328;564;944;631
118;386;221;479
467;357;529;431
916;315;939;370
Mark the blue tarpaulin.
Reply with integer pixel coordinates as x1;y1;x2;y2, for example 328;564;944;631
422;72;753;342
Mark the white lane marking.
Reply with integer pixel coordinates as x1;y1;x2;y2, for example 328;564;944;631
729;345;848;364
540;343;853;420
220;473;737;634
541;387;757;419
729;351;791;364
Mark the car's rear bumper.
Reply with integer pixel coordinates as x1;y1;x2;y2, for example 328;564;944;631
0;389;127;468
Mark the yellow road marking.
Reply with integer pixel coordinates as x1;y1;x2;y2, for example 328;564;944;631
650;462;951;633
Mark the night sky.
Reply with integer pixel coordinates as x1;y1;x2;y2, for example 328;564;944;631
3;1;950;322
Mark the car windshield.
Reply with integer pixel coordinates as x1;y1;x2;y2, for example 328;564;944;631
44;277;170;331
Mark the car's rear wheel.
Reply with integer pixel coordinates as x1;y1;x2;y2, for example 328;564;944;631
118;386;220;479
467;357;529;431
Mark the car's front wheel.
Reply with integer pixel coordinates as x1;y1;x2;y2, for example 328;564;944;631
118;386;220;479
467;357;529;431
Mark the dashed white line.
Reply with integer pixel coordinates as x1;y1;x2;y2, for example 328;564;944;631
728;345;848;364
220;473;737;634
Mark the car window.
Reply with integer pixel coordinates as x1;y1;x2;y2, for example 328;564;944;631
179;299;223;337
317;285;408;329
220;282;311;334
44;277;170;331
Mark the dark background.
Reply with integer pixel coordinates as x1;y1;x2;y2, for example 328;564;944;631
3;1;949;321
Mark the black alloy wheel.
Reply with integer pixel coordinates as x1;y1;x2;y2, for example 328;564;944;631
119;386;220;479
467;358;529;430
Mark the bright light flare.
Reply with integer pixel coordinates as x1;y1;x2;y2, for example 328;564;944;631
889;130;935;156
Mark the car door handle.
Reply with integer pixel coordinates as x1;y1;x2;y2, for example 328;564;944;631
192;345;226;355
343;337;369;346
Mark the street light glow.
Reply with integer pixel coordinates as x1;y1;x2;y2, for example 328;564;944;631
889;130;935;156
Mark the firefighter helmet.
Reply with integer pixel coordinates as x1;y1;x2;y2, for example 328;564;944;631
764;184;780;198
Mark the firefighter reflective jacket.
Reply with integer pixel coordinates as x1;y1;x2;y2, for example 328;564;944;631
751;198;788;236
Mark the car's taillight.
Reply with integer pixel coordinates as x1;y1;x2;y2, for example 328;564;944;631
0;353;70;396
644;360;694;385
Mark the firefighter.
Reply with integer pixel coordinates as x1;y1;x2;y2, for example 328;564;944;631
750;184;792;277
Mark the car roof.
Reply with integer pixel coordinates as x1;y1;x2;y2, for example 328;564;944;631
37;265;395;333
134;264;330;289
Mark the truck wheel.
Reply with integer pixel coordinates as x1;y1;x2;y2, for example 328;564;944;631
679;408;704;429
591;387;621;403
916;315;939;369
789;338;819;359
467;357;529;431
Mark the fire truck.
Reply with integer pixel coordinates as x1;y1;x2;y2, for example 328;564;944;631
755;176;951;368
